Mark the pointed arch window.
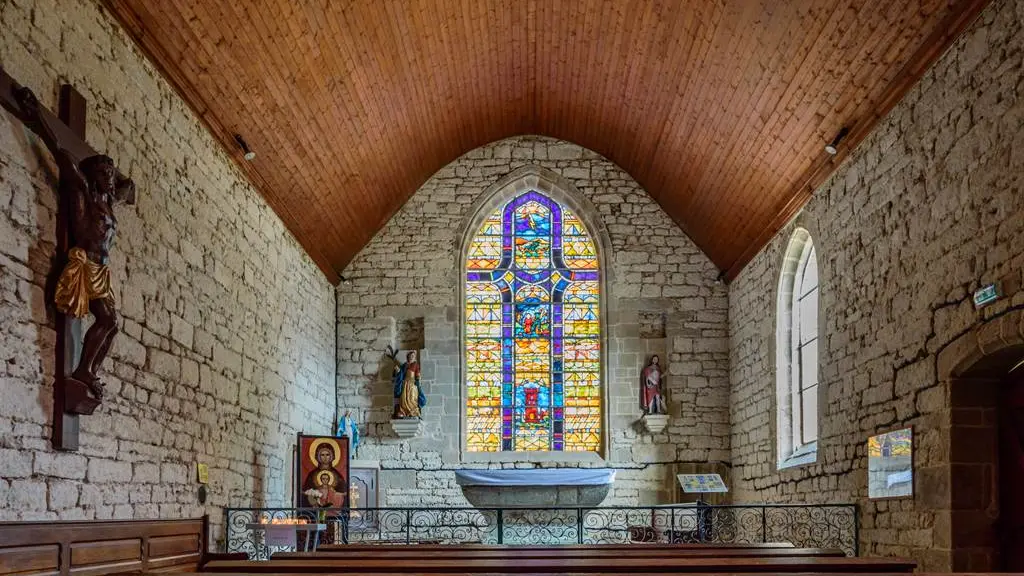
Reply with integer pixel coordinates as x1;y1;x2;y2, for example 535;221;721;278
777;230;819;468
464;190;601;452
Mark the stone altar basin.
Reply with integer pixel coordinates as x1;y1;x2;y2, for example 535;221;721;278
455;469;616;508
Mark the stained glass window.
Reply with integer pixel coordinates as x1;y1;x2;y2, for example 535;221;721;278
465;191;601;452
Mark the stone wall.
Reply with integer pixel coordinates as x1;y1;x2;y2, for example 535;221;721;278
337;136;730;507
0;0;336;543
728;0;1024;569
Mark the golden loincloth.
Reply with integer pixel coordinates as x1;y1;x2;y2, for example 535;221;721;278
54;248;113;318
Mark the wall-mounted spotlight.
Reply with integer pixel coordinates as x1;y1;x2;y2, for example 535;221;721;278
825;127;850;156
234;133;257;161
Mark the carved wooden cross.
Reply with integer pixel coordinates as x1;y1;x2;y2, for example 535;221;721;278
0;68;133;450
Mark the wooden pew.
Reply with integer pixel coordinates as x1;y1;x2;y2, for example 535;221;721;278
200;556;917;573
0;517;208;576
315;541;796;551
271;546;846;559
144;569;1007;573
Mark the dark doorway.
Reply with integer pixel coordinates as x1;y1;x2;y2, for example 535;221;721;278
950;344;1024;572
998;366;1024;571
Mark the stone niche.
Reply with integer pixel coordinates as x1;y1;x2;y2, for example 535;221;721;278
638;310;667;339
396;317;425;350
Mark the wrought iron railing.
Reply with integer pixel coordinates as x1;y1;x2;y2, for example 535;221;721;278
224;503;857;559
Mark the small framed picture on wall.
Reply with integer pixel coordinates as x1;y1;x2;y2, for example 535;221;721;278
867;427;913;500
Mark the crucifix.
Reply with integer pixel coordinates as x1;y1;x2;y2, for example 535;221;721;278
0;68;136;450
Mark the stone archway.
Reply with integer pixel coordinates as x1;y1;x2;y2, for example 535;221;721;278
937;308;1024;571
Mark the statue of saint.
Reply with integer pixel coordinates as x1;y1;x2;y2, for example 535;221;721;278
391;349;426;418
641;355;667;415
337;409;360;456
15;87;135;402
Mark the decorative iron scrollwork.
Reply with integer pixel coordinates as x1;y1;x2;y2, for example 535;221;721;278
224;504;857;558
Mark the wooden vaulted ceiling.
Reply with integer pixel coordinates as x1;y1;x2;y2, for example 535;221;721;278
102;0;990;284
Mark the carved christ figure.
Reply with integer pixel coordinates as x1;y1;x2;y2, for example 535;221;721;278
16;87;135;401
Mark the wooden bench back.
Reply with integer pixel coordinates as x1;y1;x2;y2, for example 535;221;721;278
272;547;846;560
315;541;795;552
0;516;207;576
154;572;981;576
201;555;917;573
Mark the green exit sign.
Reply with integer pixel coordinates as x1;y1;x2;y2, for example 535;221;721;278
973;284;1000;308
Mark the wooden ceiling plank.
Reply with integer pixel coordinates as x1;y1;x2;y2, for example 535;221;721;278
139;0;327;243
682;0;757;186
683;0;808;250
657;0;748;220
710;1;839;191
391;0;463;211
644;5;751;246
638;0;724;209
316;1;404;262
218;1;358;261
750;0;927;218
100;0;995;279
723;0;993;279
112;1;340;280
708;0;911;258
391;1;447;189
710;0;878;243
316;0;386;226
352;0;409;220
600;1;652;172
289;3;379;263
639;3;705;183
608;2;675;176
690;0;836;218
298;0;370;254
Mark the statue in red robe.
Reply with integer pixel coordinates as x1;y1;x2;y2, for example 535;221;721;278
641;355;667;415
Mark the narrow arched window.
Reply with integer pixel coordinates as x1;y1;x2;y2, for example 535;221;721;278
777;230;819;468
464;190;601;452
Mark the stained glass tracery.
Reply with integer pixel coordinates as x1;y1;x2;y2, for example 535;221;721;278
465;191;601;452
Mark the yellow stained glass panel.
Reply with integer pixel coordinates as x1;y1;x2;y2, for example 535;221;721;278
466;339;501;372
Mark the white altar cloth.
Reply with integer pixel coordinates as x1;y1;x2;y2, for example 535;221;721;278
245;523;326;551
454;468;616;487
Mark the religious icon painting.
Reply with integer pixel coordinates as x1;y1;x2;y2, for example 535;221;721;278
295;434;350;509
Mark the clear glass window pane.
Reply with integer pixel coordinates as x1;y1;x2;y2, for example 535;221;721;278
801;385;818;443
799;246;818;297
800;339;818;391
798;291;818;343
